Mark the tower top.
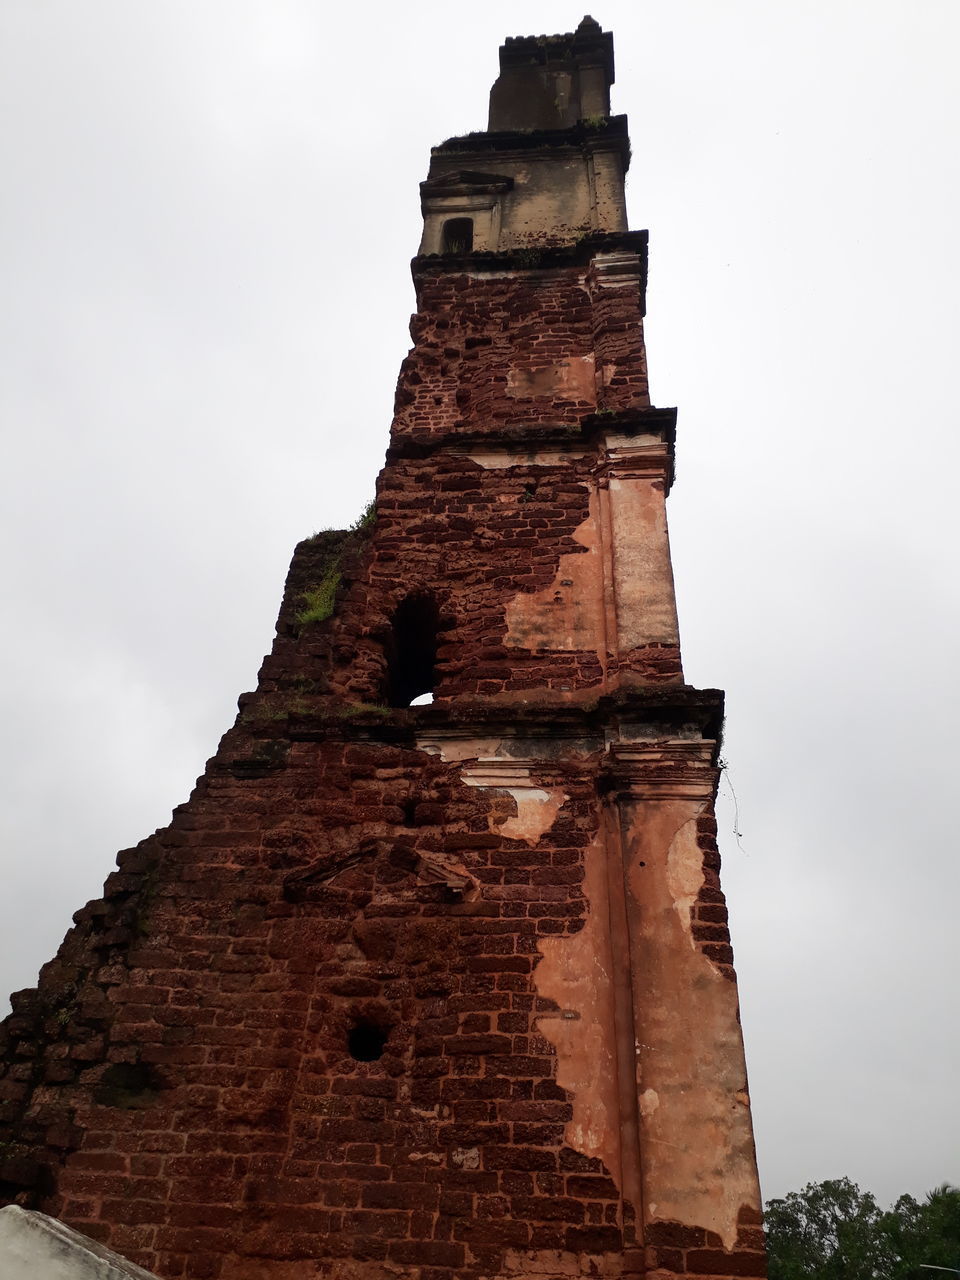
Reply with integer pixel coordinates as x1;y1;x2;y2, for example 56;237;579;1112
420;17;627;255
489;16;615;132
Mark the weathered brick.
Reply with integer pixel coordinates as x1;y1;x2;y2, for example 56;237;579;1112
687;1249;768;1276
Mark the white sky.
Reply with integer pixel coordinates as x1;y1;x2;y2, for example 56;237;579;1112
2;0;958;1209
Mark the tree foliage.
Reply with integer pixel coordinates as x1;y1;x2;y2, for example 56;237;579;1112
765;1180;960;1280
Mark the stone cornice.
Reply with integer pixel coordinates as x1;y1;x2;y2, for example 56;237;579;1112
386;406;676;466
420;171;515;199
229;686;724;756
602;739;719;802
411;229;647;281
432;115;631;171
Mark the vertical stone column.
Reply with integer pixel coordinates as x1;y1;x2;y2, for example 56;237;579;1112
604;740;764;1275
588;251;649;412
578;62;611;120
587;147;629;233
603;432;680;650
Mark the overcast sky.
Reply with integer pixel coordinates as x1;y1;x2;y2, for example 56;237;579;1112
2;0;958;1210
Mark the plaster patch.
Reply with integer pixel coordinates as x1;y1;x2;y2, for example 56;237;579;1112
460;760;566;845
415;735;502;762
639;1088;659;1117
622;798;762;1249
535;833;621;1185
499;786;565;844
665;816;705;947
607;474;680;650
464;448;589;469
504;493;603;653
506;354;596;400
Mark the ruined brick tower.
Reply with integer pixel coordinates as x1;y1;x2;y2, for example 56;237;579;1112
0;18;766;1280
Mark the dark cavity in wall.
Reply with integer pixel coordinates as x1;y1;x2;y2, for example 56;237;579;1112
442;217;473;253
348;1019;389;1062
386;592;440;707
93;1061;163;1110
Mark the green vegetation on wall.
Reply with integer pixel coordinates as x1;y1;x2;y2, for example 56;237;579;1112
295;499;376;629
295;570;342;626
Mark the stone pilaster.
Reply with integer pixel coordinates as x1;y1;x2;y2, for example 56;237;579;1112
604;739;765;1279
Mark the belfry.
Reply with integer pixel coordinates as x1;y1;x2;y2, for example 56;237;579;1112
0;19;766;1280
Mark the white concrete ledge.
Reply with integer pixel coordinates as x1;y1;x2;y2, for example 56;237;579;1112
0;1205;161;1279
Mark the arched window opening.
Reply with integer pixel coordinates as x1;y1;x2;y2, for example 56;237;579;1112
386;593;440;708
442;217;473;254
